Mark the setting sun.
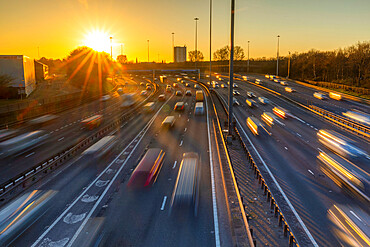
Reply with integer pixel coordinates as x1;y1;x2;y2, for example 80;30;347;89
83;30;111;52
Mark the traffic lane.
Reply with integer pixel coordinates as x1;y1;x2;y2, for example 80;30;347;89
216;90;362;245
228;86;370;169
249;75;370;115
140;95;214;247
5;104;159;247
94;94;211;246
0;91;159;184
232;81;370;152
232;108;344;247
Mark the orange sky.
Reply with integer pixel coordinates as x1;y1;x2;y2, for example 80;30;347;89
1;0;369;62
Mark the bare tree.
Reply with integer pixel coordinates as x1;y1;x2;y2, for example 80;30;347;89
213;45;245;61
188;50;204;62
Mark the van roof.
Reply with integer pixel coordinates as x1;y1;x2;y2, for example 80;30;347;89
135;148;164;173
175;152;199;197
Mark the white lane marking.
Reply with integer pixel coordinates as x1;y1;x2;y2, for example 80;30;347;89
64;94;173;247
294;116;305;123
314;128;318;131
317;148;323;152
81;195;99;203
308;170;315;176
63;212;86;224
160;196;167;211
350;211;362;222
95;180;110;187
25;152;35;158
172;161;177;169
50;131;54;134
296;133;302;137
231;102;319;247
179;140;183;146
284;147;288;150
58;137;64;142
187;118;190;122
39;238;69;247
204;90;221;247
184;128;187;132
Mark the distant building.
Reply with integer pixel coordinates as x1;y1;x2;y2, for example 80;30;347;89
174;46;187;63
0;55;36;97
34;60;49;82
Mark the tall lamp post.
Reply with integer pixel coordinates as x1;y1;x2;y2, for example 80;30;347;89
147;40;150;62
228;0;235;134
209;0;212;85
287;51;291;78
276;35;280;76
247;40;250;73
110;37;113;60
194;17;199;70
172;32;175;62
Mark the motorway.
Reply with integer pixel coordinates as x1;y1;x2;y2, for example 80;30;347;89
0;71;369;247
207;73;369;246
246;74;370;117
0;76;230;247
0;78;142;185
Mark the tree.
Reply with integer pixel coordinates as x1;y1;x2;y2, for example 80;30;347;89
234;46;245;60
213;46;229;61
213;45;245;61
188;50;204;62
65;46;111;95
117;55;127;64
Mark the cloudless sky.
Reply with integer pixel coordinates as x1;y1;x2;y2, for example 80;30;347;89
0;0;369;62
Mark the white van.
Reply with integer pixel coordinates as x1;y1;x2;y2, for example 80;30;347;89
194;102;204;116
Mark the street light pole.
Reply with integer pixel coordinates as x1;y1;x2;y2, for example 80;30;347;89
247;40;250;73
172;32;175;62
276;35;280;76
228;0;235;134
194;17;199;70
147;40;150;62
209;0;212;85
287;51;291;78
110;37;113;60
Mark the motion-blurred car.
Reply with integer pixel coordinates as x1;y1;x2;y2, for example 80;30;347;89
233;84;239;88
146;86;152;91
175;90;183;96
246;99;256;108
221;84;227;88
185;83;190;87
246;91;256;98
162;116;175;128
158;94;166;101
258;97;269;104
174;102;185;111
140;90;148;96
185;90;192;96
233;90;240;96
280;81;288;86
285;87;295;93
100;95;111;102
233;98;239;106
194;84;199;89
